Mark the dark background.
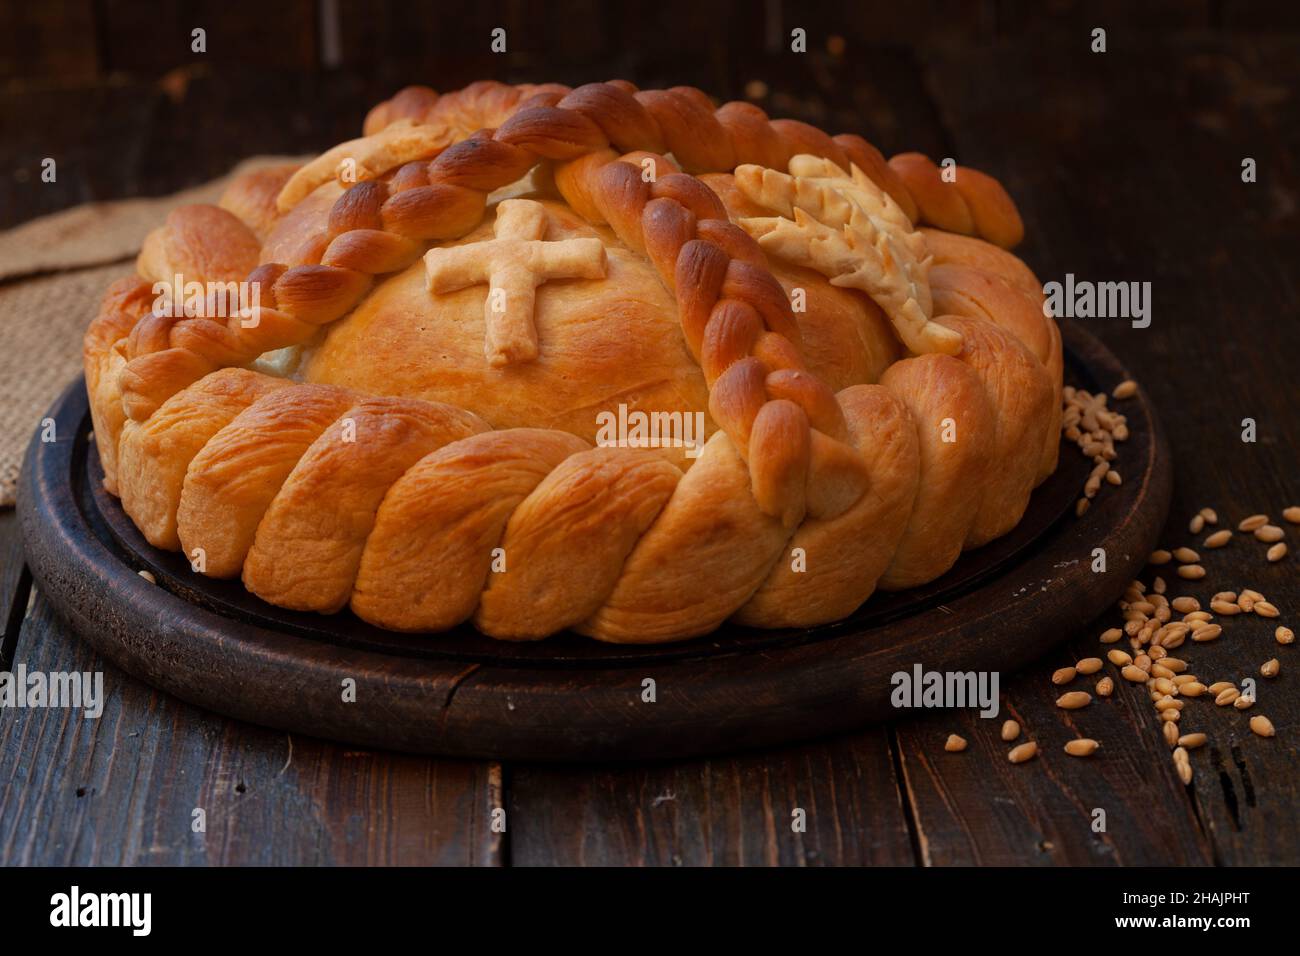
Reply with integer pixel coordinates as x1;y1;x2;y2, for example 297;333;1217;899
1;0;1298;865
3;0;1298;226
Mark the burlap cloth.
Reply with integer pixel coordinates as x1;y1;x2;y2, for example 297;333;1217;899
0;157;303;507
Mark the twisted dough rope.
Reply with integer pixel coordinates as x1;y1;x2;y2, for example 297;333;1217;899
88;81;1059;642
114;80;1025;527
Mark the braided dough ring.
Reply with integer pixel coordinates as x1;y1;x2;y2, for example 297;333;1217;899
83;80;1062;643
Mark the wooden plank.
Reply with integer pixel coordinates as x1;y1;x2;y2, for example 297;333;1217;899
0;511;32;668
992;0;1212;37
894;635;1215;865
96;0;317;75
0;591;503;866
508;729;915;866
923;35;1300;865
0;1;99;80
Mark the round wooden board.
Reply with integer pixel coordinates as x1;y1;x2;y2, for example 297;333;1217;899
18;322;1169;760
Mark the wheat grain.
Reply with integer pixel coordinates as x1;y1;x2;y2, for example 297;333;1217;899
1064;739;1100;757
1009;742;1038;763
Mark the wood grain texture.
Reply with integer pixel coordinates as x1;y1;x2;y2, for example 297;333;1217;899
17;336;1168;761
926;35;1300;867
893;630;1216;866
0;511;31;668
509;730;915;866
2;8;1298;865
0;591;503;866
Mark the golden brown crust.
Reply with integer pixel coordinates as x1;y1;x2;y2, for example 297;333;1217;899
474;447;682;639
177;383;359;578
877;355;995;590
352;429;588;631
242;396;489;613
136;204;262;285
80;78;1063;644
219;163;302;240
116;369;290;549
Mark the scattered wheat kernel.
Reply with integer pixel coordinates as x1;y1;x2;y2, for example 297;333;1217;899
1056;691;1092;710
1153;577;1167;596
1191;624;1223;643
945;734;968;752
1209;600;1239;616
1200;507;1218;525
1207;681;1234;694
1151;663;1175;680
1001;720;1020;741
1254;601;1279;618
1177;564;1206;580
1162;708;1182;724
1135;654;1152;671
1261;659;1280;678
1233;695;1255;711
1189;514;1205;534
1238;514;1269;532
1163;721;1180;747
1249;716;1275;738
1112;380;1138;399
1255;524;1286;543
1267;543;1287;562
1075;657;1103;675
1276;626;1295;645
1065;739;1100;757
1150;644;1168;660
1171;597;1200;613
1172;674;1197;686
1173;748;1193;785
1076;497;1090;517
1107;649;1133;666
1121;665;1149;683
138;570;157;584
1180;682;1208;697
1177;733;1207;749
1008;742;1038;764
1100;627;1123;644
1155;697;1183;711
1173;547;1199;563
1096;676;1114;697
1215;687;1241;706
1106;470;1122;486
1153;677;1176;696
1149;549;1172;565
1163;658;1188;673
1204;530;1232;548
1283;506;1300;524
1052;667;1077;685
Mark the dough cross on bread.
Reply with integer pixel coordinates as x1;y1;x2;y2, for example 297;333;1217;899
735;155;962;356
424;198;607;366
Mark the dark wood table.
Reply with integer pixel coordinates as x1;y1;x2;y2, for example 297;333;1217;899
2;10;1296;865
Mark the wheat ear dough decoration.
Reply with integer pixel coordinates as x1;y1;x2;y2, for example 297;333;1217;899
735;154;963;357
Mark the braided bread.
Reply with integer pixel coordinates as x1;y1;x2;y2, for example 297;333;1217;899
83;80;1061;643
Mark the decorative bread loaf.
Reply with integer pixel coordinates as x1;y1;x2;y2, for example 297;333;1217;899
83;79;1060;643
